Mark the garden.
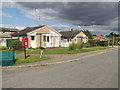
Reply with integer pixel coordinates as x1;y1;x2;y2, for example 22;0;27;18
0;40;113;65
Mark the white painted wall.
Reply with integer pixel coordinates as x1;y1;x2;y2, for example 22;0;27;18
30;32;37;48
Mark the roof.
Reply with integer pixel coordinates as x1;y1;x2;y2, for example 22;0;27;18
93;36;112;41
0;33;11;38
11;25;45;37
0;28;19;32
59;30;82;38
100;36;112;40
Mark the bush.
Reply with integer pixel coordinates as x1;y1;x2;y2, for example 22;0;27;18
69;43;84;50
83;42;91;48
28;47;33;49
96;41;108;46
88;40;97;47
10;40;23;51
38;46;45;49
69;43;77;50
103;42;108;46
0;46;8;50
76;43;83;49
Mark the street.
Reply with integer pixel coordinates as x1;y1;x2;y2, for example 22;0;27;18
2;48;118;88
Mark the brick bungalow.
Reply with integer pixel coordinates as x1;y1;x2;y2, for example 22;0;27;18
93;36;112;41
11;25;61;48
59;30;88;47
0;27;19;46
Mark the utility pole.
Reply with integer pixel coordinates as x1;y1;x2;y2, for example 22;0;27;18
112;32;114;47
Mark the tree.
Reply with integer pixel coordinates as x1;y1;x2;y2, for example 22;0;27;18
83;30;93;39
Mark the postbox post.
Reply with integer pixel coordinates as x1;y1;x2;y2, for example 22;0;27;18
24;47;26;59
22;37;28;59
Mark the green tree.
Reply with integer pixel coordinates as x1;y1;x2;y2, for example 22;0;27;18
83;30;93;39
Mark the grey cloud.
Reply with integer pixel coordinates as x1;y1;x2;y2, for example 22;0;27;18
3;2;118;34
51;24;71;31
17;2;118;26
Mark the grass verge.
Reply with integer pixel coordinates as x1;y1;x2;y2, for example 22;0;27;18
14;56;50;65
26;46;112;54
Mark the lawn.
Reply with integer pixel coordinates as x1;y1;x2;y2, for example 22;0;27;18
14;56;50;65
26;46;112;54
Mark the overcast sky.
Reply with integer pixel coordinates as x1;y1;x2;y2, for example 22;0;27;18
2;2;118;35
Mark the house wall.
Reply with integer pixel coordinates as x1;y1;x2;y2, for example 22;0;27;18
27;26;61;48
27;35;31;48
30;32;37;48
60;32;88;47
50;28;60;47
36;26;50;34
36;35;40;48
75;32;88;43
76;38;82;43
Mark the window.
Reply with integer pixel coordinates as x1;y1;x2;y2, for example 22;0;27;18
44;36;46;42
47;36;49;42
31;36;35;40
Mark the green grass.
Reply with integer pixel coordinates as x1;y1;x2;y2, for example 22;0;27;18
14;56;50;65
26;46;112;54
0;49;23;54
14;50;24;54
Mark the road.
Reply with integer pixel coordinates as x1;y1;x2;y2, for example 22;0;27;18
2;48;118;88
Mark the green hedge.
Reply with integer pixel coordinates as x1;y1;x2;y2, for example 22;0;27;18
96;41;108;46
10;40;23;51
88;40;97;47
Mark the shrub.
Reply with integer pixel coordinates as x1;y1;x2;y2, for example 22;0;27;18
76;43;83;49
114;41;118;46
28;47;33;49
38;46;45;49
96;41;108;46
103;42;108;46
0;46;8;50
69;43;84;50
69;43;77;50
83;42;91;48
88;40;97;47
10;40;23;51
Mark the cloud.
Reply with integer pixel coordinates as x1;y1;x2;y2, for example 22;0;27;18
1;12;13;18
51;24;71;31
0;24;25;30
2;2;118;34
15;2;118;25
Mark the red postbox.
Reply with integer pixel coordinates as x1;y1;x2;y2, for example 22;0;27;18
22;37;28;47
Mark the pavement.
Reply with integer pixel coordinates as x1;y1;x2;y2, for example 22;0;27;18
2;47;118;88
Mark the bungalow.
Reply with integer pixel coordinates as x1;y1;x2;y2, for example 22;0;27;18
0;27;19;46
12;25;61;48
93;36;112;41
59;30;88;47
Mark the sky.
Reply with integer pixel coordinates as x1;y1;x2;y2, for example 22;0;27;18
1;1;118;35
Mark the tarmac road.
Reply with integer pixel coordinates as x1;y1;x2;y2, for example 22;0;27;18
2;48;118;88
